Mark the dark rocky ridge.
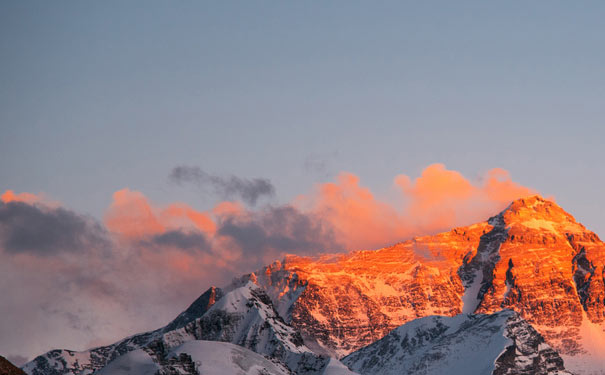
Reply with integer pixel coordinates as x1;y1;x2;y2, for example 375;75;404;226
0;356;25;375
343;310;572;375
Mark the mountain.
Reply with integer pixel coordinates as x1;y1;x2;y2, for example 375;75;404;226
249;196;605;374
342;310;571;375
23;280;356;375
22;195;604;374
0;356;25;375
22;287;221;375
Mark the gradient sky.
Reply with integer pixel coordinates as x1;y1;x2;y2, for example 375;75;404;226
2;1;605;364
2;1;605;232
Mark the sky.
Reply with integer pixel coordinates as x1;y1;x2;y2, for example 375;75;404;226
1;0;605;366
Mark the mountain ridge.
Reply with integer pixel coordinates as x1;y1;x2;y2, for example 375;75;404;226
342;310;571;375
22;195;605;375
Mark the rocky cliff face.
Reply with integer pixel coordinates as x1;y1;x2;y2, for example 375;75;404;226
256;224;489;357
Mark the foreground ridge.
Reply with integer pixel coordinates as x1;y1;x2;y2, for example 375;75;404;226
342;310;572;375
0;356;25;375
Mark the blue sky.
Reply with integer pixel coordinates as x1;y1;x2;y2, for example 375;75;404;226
1;1;605;233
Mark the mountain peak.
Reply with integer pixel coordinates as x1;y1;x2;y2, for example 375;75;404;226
496;195;584;233
507;195;560;212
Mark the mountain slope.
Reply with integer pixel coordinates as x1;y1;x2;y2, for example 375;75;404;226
342;310;571;375
23;281;355;375
94;341;292;375
0;356;25;375
22;286;222;375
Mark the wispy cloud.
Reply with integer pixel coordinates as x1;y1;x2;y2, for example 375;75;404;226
303;151;339;178
147;229;211;253
169;165;275;206
0;164;536;363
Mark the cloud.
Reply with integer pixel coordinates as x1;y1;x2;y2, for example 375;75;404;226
147;230;211;253
294;172;410;250
1;190;43;204
0;195;126;364
0;166;536;363
104;188;338;266
104;189;165;239
216;205;340;263
303;151;339;178
0;201;109;256
394;163;536;233
170;166;275;206
1;189;60;208
0;194;228;364
297;163;537;250
105;188;215;239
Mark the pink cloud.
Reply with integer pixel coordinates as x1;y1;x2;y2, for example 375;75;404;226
0;164;537;362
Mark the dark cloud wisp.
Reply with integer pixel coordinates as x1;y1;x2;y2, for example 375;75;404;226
169;166;275;206
303;151;338;178
217;205;341;257
0;201;110;256
148;230;211;253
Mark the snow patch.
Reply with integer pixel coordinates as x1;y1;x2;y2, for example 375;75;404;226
562;313;605;375
320;357;359;375
519;219;560;234
461;270;483;314
168;340;291;375
343;312;514;375
96;349;159;375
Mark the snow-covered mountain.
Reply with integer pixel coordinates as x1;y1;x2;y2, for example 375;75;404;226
23;280;356;375
251;196;605;374
22;195;604;374
342;310;570;375
95;341;291;375
22;286;221;375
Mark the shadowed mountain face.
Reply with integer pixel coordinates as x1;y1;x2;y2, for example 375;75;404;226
22;196;605;375
342;310;571;375
0;356;25;375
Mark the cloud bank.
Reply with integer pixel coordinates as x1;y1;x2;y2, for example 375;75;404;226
0;201;109;255
0;164;537;363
